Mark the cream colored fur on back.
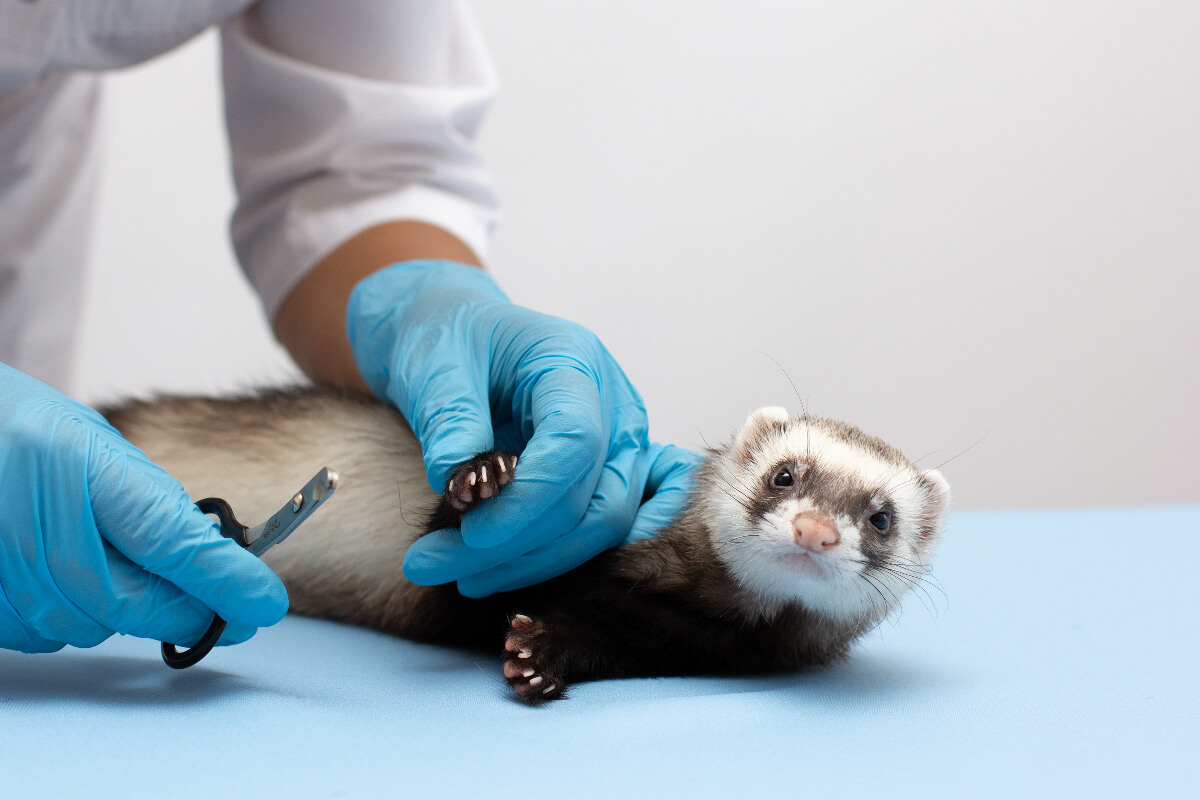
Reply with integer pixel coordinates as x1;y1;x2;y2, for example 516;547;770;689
113;396;434;618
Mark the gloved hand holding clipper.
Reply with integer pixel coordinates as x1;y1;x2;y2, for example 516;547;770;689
346;260;703;596
0;363;289;653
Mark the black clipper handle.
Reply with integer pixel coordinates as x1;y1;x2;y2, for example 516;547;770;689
160;497;248;669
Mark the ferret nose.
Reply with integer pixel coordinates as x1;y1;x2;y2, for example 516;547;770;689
793;512;839;552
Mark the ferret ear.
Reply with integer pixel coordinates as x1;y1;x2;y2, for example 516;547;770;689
734;406;791;462
921;469;951;516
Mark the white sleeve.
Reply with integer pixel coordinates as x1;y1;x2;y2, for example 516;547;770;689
0;72;105;393
220;0;501;320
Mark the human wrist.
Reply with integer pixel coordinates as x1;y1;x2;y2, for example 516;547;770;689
273;220;484;392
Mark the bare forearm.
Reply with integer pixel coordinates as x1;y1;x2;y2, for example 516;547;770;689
274;220;483;391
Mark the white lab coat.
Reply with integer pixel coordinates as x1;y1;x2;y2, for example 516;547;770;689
0;0;500;391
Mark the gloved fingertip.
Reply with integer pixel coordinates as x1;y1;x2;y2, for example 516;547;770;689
400;557;441;587
421;428;495;489
625;443;704;542
205;553;289;629
217;623;259;647
646;443;706;483
261;574;291;624
626;513;672;542
4;635;67;655
626;487;691;542
402;528;469;586
455;564;549;598
453;577;494;599
457;494;542;549
0;601;73;652
421;458;457;495
240;583;289;629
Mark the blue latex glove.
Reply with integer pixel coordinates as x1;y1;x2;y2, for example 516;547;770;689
0;363;289;653
346;260;703;596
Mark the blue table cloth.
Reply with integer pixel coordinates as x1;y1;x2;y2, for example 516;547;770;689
2;507;1197;798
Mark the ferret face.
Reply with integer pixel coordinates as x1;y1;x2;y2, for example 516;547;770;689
704;407;950;623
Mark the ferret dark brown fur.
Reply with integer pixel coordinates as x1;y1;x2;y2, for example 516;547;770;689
103;389;950;702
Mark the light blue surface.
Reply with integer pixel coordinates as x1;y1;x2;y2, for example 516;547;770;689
2;506;1198;799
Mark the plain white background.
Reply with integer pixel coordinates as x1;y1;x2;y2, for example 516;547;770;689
71;2;1199;510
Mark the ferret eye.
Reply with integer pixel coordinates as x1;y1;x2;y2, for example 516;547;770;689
869;512;891;532
773;469;794;487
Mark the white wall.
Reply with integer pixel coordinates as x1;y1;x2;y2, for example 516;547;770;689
73;2;1200;510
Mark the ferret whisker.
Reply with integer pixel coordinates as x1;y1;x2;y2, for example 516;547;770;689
921;570;948;595
711;471;760;511
707;465;756;508
874;437;975;501
874;571;907;611
915;575;949;607
913;582;943;619
713;484;754;514
849;555;942;616
866;557;944;594
908;448;944;469
759;352;809;423
883;560;943;589
880;553;933;570
856;575;898;632
711;530;761;546
873;557;932;578
889;569;946;613
883;474;928;496
883;437;982;500
856;571;891;611
718;471;759;501
713;533;762;550
871;566;938;618
923;433;986;475
884;562;948;607
869;465;914;505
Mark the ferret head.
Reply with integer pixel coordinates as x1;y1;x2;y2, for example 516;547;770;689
703;407;950;624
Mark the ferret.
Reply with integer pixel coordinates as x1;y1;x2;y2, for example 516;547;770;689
103;389;950;701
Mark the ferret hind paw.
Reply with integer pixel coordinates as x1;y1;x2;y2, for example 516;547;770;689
502;613;567;703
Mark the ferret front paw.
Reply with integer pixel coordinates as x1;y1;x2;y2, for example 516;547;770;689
502;613;567;702
445;451;519;512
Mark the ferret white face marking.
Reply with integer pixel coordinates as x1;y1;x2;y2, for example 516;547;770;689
704;407;950;623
